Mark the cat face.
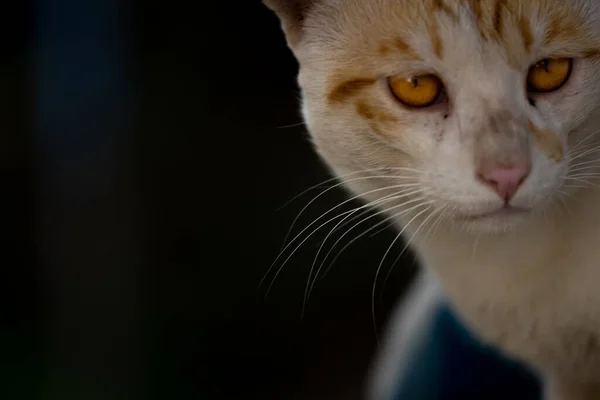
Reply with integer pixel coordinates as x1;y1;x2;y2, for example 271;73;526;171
266;0;600;234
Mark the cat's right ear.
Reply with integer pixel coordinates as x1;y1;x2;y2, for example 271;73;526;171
263;0;315;50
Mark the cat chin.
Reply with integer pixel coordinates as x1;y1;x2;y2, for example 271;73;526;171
454;209;531;235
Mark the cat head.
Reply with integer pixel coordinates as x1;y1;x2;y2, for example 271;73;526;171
266;0;600;234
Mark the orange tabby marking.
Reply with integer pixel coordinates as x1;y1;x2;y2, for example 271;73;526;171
355;100;398;123
429;20;444;59
529;120;564;162
431;0;459;21
328;78;376;104
379;38;422;60
519;15;533;52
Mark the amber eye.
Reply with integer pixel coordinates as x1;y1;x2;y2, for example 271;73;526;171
388;74;444;108
527;58;573;93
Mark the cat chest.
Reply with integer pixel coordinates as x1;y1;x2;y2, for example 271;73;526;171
455;293;600;379
437;260;600;378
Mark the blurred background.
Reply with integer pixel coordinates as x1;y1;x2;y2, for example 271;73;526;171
4;0;416;398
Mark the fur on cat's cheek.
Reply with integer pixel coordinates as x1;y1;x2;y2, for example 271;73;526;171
528;120;564;162
355;100;400;140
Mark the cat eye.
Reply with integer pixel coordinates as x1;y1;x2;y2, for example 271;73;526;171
527;58;573;93
388;74;444;108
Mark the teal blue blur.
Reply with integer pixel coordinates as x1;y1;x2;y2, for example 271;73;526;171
393;304;542;400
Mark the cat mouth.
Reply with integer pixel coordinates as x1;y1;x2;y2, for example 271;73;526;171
462;206;531;221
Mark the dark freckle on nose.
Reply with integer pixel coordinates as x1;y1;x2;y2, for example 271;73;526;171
443;114;449;119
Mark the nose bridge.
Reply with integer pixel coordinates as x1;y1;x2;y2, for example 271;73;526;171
473;98;531;170
487;105;526;145
458;71;525;138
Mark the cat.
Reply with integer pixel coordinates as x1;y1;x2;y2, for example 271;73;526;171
264;0;600;399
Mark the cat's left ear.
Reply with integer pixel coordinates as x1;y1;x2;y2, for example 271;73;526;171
263;0;315;50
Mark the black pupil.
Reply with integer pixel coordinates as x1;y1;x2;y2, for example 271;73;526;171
542;60;549;72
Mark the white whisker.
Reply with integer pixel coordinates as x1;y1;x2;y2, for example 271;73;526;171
568;143;600;163
368;219;399;238
302;190;426;312
567;157;600;171
470;233;481;259
567;164;600;174
264;210;355;298
262;181;423;291
380;205;445;297
277;121;306;129
276;175;421;255
568;173;600;180
319;186;422;243
432;206;449;235
371;206;432;343
555;191;572;216
276;167;422;212
316;204;423;284
564;177;600;191
563;184;597;192
305;193;430;304
321;208;374;243
568;131;598;156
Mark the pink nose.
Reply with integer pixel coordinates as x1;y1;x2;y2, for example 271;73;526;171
478;164;530;201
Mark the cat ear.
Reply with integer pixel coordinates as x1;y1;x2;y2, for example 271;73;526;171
263;0;316;49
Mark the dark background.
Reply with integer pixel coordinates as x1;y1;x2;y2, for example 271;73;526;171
3;0;416;399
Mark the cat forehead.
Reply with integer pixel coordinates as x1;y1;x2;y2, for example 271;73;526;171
301;0;600;69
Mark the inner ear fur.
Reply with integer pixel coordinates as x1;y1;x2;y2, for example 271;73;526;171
263;0;316;48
